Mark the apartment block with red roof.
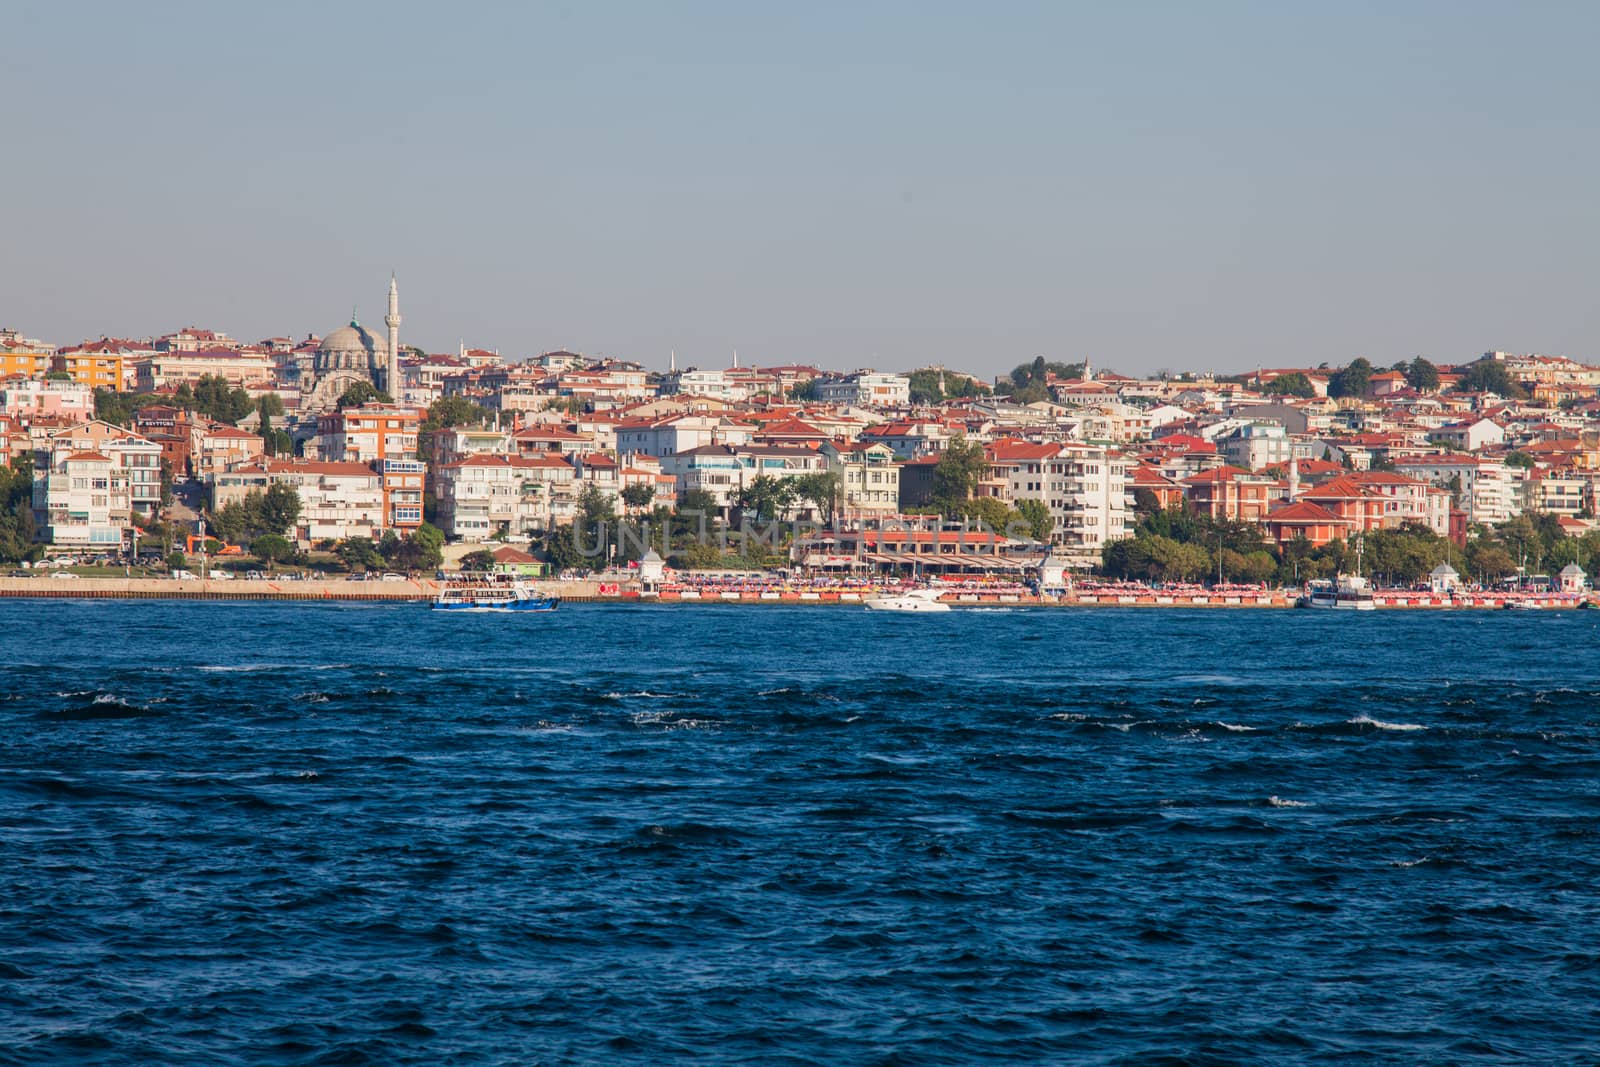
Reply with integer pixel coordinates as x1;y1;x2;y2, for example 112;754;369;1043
214;458;388;543
1181;466;1278;523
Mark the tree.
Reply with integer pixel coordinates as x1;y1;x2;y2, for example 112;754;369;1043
192;375;256;424
0;455;40;564
1016;498;1053;542
620;483;656;510
260;483;301;534
1328;358;1374;399
789;472;842;524
908;369;990;404
931;436;989;513
1453;360;1528;399
337;381;392;409
1504;451;1535;470
1262;372;1315;398
408;522;445;571
1405;358;1441;392
675;488;722;517
336;537;385;573
460;548;497;571
736;475;797;521
954;496;1021;533
251;534;296;572
256;393;285;418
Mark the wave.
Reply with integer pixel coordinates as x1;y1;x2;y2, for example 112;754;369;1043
1349;715;1426;732
1267;796;1311;808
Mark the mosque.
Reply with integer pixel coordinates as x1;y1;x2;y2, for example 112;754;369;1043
295;275;403;414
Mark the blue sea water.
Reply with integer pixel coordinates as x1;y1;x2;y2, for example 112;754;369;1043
3;600;1600;1065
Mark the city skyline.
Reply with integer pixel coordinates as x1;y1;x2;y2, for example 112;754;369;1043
9;2;1600;374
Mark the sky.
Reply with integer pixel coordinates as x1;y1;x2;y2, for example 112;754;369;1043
6;1;1600;378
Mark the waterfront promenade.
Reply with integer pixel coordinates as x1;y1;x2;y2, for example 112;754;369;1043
0;576;1589;609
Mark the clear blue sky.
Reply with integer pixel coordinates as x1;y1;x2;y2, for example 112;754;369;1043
7;1;1599;376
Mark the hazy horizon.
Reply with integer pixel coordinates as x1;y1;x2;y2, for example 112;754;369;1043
8;1;1600;376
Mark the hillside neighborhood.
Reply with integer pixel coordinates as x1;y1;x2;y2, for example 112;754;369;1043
4;300;1599;590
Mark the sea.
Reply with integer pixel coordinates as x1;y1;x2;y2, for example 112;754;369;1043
3;600;1599;1065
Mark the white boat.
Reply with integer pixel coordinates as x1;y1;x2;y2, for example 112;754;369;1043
864;587;951;612
432;576;559;612
1300;573;1376;610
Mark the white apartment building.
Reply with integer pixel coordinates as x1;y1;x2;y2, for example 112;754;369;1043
432;453;578;542
213;459;387;543
816;371;911;408
1218;423;1294;471
1391;455;1521;524
1003;443;1131;568
38;421;162;521
32;450;130;547
614;414;754;459
660;368;752;403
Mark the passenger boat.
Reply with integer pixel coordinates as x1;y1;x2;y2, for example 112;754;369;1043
863;587;951;612
1299;573;1376;610
432;576;559;612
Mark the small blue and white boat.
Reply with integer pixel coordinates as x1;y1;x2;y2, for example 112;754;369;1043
432;577;559;612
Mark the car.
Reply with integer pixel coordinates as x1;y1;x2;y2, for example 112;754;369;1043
246;571;266;580
170;569;198;580
50;571;81;580
380;572;407;582
349;572;368;582
208;570;234;581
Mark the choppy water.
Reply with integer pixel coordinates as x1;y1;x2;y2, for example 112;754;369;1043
4;601;1600;1064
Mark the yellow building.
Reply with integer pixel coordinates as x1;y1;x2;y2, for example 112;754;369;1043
0;350;51;378
52;352;125;390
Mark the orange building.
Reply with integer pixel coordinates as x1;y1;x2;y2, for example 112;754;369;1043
1181;466;1277;523
316;403;422;464
1264;500;1349;548
52;350;125;390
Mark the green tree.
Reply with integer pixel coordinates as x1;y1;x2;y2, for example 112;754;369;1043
460;548;497;571
1453;360;1528;399
620;483;656;510
250;533;296;572
930;436;989;513
954;496;1022;533
736;474;797;521
675;488;722;517
1016;498;1053;542
1262;372;1315;398
1328;357;1374;399
260;483;302;536
788;472;842;524
336;537;385;573
1406;357;1441;392
336;381;392;409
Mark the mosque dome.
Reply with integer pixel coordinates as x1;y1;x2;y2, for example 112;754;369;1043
315;318;386;372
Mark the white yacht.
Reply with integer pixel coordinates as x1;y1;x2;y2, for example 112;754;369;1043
864;587;951;613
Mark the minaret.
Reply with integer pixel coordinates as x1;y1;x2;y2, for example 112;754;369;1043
384;274;402;399
1082;356;1093;382
670;349;677;373
1288;454;1300;502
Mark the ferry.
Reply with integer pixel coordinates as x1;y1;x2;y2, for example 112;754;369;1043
432;576;559;612
1299;573;1376;611
863;587;951;613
